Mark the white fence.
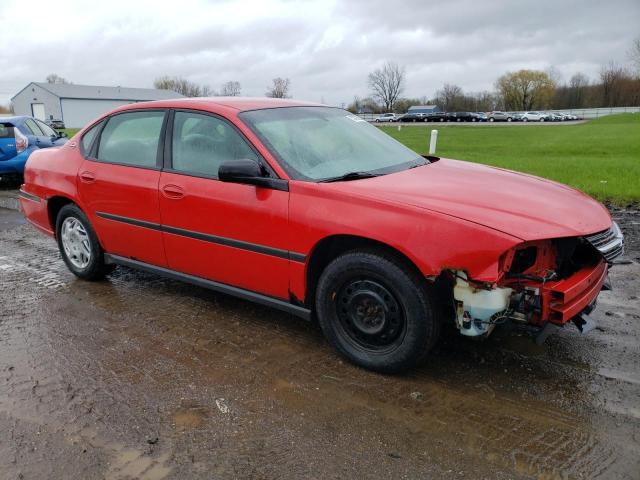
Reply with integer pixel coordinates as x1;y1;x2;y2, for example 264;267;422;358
357;106;640;121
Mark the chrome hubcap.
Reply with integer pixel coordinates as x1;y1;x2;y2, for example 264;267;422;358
61;217;91;269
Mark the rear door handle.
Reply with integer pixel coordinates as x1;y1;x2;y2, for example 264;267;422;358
161;184;185;199
79;171;96;183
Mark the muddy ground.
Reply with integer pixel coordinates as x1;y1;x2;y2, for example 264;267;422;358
0;206;638;480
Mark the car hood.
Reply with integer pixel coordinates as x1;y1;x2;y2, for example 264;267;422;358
331;159;611;241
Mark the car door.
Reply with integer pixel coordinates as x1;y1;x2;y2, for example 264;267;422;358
77;110;168;267
22;118;54;148
35;119;65;146
158;110;290;299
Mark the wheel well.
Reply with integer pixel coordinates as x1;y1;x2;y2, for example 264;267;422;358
304;235;424;307
47;196;75;234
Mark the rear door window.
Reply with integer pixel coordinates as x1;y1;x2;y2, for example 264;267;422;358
24;118;44;136
97;111;165;168
35;119;57;137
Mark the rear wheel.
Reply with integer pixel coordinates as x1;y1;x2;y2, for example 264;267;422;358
315;250;440;373
56;204;114;280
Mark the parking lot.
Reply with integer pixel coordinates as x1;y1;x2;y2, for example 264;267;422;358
0;198;639;479
376;120;588;126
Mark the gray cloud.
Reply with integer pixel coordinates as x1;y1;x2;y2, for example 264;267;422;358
0;0;638;106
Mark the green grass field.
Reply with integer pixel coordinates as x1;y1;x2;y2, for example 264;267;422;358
380;114;640;204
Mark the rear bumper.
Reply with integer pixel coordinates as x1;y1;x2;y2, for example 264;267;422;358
0;149;31;175
19;188;54;237
542;260;608;324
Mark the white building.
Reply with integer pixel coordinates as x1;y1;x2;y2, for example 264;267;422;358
11;83;183;128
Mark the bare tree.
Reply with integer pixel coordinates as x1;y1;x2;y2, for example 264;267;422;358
46;74;71;84
496;69;556;110
568;73;589;108
266;78;291;98
628;37;640;74
154;76;211;97
220;81;241;96
435;83;464;111
368;62;405;112
599;62;627;107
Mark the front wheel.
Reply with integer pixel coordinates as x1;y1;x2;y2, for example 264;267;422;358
315;251;440;373
56;204;114;280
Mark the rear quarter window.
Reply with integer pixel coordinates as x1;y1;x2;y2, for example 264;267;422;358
0;124;14;138
80;121;103;156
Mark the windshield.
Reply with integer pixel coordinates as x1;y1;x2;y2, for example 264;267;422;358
239;107;424;181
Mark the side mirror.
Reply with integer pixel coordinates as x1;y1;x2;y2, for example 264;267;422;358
218;159;289;191
57;131;68;138
217;158;273;188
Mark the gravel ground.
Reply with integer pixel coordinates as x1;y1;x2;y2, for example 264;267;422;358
0;206;638;479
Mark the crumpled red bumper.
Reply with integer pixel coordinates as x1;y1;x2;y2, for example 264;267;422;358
541;259;608;325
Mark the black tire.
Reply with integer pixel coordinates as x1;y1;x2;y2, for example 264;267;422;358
315;250;440;373
56;204;114;280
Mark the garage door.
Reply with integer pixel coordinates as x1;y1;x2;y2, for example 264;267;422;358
60;98;136;129
31;103;45;120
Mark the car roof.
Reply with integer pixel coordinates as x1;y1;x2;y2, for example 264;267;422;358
0;116;30;124
112;97;324;115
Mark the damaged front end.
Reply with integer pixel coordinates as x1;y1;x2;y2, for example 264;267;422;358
450;222;624;342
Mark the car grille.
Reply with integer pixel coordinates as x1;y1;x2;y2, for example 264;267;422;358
584;223;624;263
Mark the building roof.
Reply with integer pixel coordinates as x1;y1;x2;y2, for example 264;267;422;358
408;105;439;110
12;82;183;101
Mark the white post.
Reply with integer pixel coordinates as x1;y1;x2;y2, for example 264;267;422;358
398;124;401;131
429;129;438;155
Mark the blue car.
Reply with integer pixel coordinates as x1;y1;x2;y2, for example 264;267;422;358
0;116;67;182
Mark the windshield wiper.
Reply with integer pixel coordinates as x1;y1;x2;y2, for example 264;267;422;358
320;171;381;183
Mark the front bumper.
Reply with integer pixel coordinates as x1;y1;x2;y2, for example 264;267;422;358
542;260;608;325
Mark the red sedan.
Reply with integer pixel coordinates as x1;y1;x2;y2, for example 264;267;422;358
19;98;624;372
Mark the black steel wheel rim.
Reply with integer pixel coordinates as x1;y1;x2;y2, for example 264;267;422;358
335;278;406;352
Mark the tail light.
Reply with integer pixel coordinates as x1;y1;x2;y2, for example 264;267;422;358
15;128;28;154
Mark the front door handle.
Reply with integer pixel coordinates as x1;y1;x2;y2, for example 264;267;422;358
79;171;96;183
161;184;185;199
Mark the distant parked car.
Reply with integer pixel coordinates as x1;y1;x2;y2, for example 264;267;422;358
548;112;564;122
509;112;524;121
46;118;66;130
521;111;547;122
0;116;67;181
473;112;488;122
445;112;458;122
400;112;428;122
452;112;476;122
562;113;577;121
487;111;514;122
427;112;447;122
374;113;398;123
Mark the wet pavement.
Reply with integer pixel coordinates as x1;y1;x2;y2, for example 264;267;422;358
0;206;638;479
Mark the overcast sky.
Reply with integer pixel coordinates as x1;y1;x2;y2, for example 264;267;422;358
1;0;638;106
